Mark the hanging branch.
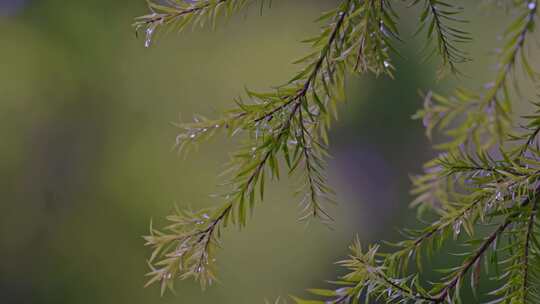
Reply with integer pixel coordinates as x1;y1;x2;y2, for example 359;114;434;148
134;0;257;47
411;0;471;76
133;1;540;302
140;0;402;291
415;1;538;152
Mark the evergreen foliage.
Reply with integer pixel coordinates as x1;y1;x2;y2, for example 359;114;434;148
134;0;540;303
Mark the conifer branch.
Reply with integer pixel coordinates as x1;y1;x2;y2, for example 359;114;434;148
292;238;438;304
415;2;538;151
484;0;538;105
134;0;256;48
412;0;471;76
134;1;540;302
430;216;513;303
522;204;537;302
141;0;388;291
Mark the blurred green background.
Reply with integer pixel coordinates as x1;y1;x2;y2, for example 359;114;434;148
0;1;530;303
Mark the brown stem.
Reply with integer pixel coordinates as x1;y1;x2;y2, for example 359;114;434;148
433;216;513;302
522;202;538;302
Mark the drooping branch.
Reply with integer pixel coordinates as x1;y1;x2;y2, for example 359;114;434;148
134;1;540;302
134;0;256;47
411;0;471;75
484;0;538;105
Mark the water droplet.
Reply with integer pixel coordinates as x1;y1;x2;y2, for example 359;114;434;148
453;220;462;237
202;213;210;219
383;61;390;68
145;26;155;48
190;134;196;139
529;2;536;10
